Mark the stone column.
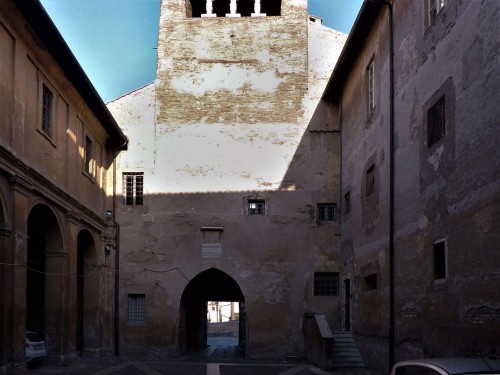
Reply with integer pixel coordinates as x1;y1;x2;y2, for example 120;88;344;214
201;0;216;17
226;0;241;17
8;176;31;372
251;0;266;17
63;212;80;361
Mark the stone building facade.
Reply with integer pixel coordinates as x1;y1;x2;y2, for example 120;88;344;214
108;0;346;360
0;0;127;372
323;0;500;372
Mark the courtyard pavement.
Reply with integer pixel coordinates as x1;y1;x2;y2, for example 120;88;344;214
28;338;382;375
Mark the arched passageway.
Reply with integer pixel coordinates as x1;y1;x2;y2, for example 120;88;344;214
27;204;63;351
180;268;245;356
76;229;99;354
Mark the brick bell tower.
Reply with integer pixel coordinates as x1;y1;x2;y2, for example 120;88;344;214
155;0;309;127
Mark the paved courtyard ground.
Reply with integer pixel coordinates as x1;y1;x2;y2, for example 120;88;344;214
28;338;383;375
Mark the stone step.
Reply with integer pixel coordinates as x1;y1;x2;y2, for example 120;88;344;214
331;331;366;369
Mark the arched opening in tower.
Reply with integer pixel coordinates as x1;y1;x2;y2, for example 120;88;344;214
179;268;245;358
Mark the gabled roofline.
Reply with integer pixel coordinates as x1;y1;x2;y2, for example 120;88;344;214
322;0;383;102
12;0;128;150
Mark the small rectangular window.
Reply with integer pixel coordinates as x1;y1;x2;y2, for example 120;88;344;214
433;240;447;280
123;172;144;205
344;191;351;214
128;294;145;324
85;136;94;176
248;199;265;215
367;59;375;116
366;164;375;197
427;95;446;148
314;272;339;296
363;274;378;291
317;203;336;222
41;84;53;137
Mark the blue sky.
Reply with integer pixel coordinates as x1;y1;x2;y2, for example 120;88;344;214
40;0;363;102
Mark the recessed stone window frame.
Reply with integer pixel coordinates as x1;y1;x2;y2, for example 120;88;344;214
41;84;54;138
367;58;375;118
366;164;375;197
84;135;95;179
421;77;455;157
344;191;351;215
36;76;58;146
427;94;446;148
363;273;378;292
433;238;448;281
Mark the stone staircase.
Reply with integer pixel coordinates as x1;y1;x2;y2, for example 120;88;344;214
332;331;366;368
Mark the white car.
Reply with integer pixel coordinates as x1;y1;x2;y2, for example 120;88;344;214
392;358;500;375
25;331;47;364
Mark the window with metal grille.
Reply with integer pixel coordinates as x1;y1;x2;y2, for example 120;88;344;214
41;84;53;137
367;59;375;116
123;172;144;205
427;95;446;148
128;294;145;324
314;272;339;296
248;199;265;215
317;203;336;222
85;136;94;176
433;240;447;280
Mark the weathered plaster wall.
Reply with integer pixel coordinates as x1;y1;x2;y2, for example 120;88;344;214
338;0;500;371
156;0;308;126
0;0;120;370
0;0;115;217
392;0;500;362
109;0;346;359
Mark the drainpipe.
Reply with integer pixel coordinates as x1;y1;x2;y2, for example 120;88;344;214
368;0;395;368
112;148;121;356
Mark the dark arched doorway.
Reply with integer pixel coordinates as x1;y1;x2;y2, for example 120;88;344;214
180;268;245;357
76;229;99;355
27;204;63;351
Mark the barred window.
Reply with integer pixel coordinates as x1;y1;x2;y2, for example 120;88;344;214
314;272;339;296
128;294;145;324
427;95;446;148
123;172;144;205
41;84;53;137
317;203;336;222
248;199;265;215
